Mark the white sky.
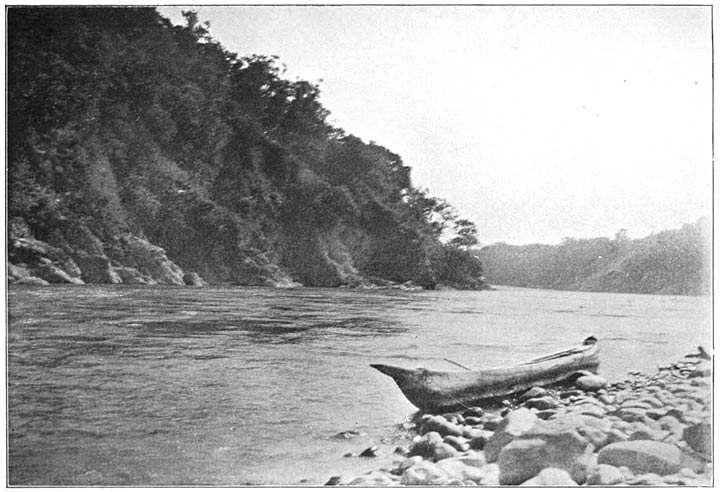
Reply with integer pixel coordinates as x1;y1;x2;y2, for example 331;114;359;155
159;5;712;246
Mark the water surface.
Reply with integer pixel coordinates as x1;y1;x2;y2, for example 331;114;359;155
8;285;711;484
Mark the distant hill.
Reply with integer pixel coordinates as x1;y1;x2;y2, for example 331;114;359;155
477;219;711;295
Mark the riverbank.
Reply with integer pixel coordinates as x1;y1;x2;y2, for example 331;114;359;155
7;220;486;291
334;347;712;486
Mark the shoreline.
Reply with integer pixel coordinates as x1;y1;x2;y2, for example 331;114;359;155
333;347;712;486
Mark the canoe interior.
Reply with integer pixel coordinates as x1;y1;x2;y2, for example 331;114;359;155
371;338;600;414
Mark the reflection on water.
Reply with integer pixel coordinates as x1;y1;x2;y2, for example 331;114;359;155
8;285;711;485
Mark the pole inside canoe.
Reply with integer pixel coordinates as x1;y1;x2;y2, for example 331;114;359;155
444;358;472;371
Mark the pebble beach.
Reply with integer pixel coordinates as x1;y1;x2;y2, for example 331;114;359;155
332;347;712;486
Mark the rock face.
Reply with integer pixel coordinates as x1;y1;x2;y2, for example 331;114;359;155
73;254;122;284
9;229;85;285
7;218;201;287
6;213;481;289
10;236;65;264
8;264;31;281
235;252;299;287
183;271;208;286
114;266;155;284
35;262;83;284
53;222;105;255
15;276;50;286
108;236;185;285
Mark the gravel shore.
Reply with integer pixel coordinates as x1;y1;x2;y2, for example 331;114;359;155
333;347;712;486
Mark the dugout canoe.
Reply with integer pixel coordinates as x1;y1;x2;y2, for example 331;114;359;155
371;336;600;413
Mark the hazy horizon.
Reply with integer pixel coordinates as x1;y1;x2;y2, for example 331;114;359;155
158;5;712;246
478;214;709;247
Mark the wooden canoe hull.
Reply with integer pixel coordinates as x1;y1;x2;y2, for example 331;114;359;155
371;338;600;414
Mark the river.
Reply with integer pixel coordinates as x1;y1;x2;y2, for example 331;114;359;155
7;285;711;485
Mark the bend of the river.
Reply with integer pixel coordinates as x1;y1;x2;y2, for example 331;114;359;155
7;285;711;485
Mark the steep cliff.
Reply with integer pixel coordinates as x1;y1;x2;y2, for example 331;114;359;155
7;7;486;289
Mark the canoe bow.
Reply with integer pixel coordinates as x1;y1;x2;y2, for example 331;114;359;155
371;337;600;413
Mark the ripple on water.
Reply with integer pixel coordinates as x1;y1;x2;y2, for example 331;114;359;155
7;285;711;485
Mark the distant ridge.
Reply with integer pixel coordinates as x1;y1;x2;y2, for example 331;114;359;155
477;218;710;295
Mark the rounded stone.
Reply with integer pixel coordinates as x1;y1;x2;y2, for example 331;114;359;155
496;432;589;485
347;470;397;486
567;403;607;418
432;442;461;461
535;409;558;420
443;435;469;452
586;463;625;485
689;362;711;378
409;432;443;458
598;394;615;405
469;431;491;450
481;414;505;431
628;424;666;442
620;400;653;410
436;457;487;482
324;475;342;485
420;415;465;437
394;445;409;455
462;406;484;418
597;440;682;476
484;408;539;462
397;455;424;474
575;375;608;391
603;428;628;446
560;389;584;399
477;463;500;485
639;396;664;408
524;396;559;411
521;467;578;486
520;387;548;401
646;408;669;420
628;472;665;485
359;445;380;457
400;461;450;485
454;450;487;469
683;422;711;456
615;407;648;423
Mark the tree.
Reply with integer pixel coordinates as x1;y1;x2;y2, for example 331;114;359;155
448;218;479;248
614;228;630;243
6;7;487;289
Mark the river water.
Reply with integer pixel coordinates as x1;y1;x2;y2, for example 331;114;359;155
7;285;711;485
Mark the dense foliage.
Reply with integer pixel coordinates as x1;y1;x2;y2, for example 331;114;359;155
7;7;485;289
477;219;710;295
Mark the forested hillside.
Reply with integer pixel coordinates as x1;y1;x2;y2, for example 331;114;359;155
7;7;486;289
477;219;710;295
